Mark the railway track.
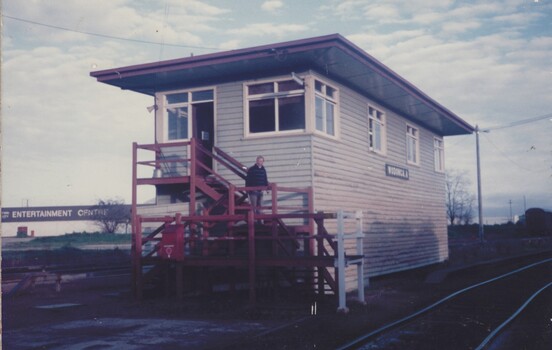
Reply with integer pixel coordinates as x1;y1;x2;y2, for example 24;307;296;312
336;258;552;350
2;263;131;297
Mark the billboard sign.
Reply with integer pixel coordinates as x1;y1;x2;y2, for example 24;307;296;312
1;205;131;223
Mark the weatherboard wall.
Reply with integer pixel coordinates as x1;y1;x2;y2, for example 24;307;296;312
142;71;449;289
309;72;448;283
214;79;314;224
212;73;448;286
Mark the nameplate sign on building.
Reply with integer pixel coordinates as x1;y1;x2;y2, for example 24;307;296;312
385;164;409;180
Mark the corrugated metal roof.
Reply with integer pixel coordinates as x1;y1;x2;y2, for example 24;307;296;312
90;33;473;136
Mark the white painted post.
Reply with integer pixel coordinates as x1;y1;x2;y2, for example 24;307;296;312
355;210;366;304
337;209;348;313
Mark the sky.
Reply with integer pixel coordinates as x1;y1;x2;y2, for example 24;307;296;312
1;0;551;224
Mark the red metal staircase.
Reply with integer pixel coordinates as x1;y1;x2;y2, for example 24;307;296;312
131;139;345;304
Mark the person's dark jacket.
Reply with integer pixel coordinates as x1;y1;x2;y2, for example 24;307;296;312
246;165;268;188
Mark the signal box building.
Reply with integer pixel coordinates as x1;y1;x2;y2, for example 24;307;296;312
91;34;473;302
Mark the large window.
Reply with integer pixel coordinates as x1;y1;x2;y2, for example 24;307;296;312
434;137;445;172
368;105;386;154
161;89;214;141
315;80;337;136
246;80;305;135
406;124;419;165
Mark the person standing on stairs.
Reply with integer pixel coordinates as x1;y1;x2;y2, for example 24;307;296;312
246;155;269;221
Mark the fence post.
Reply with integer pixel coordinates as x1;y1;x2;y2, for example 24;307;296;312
270;183;277;215
134;216;143;300
248;210;256;305
131;142;139;299
189;139;196;217
337;209;348;313
355;210;366;304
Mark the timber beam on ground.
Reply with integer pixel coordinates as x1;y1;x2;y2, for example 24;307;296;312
141;256;339;267
137;176;191;186
136;212;336;223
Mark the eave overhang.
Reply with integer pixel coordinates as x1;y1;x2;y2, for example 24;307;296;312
90;34;473;136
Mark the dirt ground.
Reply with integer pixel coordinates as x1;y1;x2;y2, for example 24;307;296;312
2;239;552;349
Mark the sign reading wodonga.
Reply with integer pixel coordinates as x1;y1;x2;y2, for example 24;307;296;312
1;206;131;223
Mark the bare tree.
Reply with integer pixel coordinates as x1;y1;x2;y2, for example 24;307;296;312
92;198;131;233
446;169;476;225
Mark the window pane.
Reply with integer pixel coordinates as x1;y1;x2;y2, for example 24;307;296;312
326;101;335;135
407;137;417;162
278;80;303;92
326;86;336;99
167;93;188;104
434;139;444;171
279;96;305;131
435;149;441;169
249;99;275;133
374;122;381;150
315;96;324;131
248;82;274;95
167;106;188;140
191;90;213;101
315;80;323;93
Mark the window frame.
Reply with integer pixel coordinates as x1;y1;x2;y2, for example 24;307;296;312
434;137;445;172
156;87;215;143
406;123;420;165
313;79;338;138
368;104;387;155
244;78;306;137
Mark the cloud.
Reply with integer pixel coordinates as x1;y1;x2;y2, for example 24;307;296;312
2;0;229;50
348;26;552;122
261;1;284;12
361;4;402;22
228;23;309;38
324;0;453;22
2;0;550;220
2;40;153;206
219;39;242;51
441;21;482;34
343;3;552;220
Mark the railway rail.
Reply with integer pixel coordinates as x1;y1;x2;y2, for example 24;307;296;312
3;252;551;349
2;263;131;298
336;258;552;350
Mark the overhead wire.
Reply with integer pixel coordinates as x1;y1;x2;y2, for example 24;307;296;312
2;14;219;51
482;133;531;172
447;113;551;154
482;112;552;132
158;2;170;61
470;112;552;174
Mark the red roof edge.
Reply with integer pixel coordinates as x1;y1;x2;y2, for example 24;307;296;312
90;33;343;80
90;33;473;133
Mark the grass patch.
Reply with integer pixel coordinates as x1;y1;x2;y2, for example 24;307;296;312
29;232;131;245
2;246;131;268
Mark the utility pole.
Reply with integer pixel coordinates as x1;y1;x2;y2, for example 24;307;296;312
473;113;550;243
509;199;513;223
475;125;484;243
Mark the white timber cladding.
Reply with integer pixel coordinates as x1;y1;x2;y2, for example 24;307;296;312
309;72;448;288
217;79;314;190
217;80;314;222
150;71;449;290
